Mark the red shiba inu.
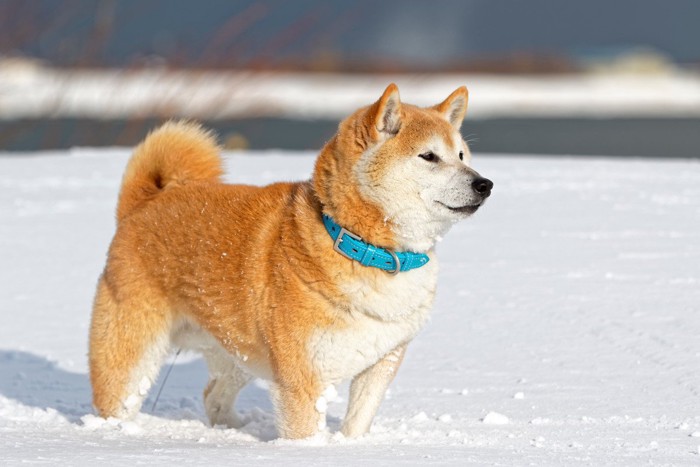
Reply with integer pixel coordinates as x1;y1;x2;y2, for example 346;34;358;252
89;84;492;439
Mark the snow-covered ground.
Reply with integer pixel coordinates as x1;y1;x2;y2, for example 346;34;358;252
1;149;699;465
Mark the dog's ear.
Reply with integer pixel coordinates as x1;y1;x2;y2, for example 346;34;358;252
434;86;468;129
372;83;402;137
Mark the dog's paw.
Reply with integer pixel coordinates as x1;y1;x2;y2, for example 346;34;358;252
207;409;245;429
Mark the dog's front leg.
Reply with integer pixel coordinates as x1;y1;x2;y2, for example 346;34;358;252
341;343;407;438
271;379;324;439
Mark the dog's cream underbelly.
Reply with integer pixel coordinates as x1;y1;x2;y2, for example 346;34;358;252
170;318;273;380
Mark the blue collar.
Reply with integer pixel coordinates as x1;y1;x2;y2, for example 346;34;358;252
322;214;429;275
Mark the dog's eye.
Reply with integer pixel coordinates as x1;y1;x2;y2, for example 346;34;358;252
459;151;464;161
419;152;438;162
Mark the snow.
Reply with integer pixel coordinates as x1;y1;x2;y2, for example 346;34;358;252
1;148;700;464
482;412;510;426
1;65;700;120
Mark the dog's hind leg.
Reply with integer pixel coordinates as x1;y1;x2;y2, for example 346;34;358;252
202;348;251;428
89;276;172;419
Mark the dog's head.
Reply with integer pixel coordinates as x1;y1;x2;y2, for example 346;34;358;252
313;83;492;252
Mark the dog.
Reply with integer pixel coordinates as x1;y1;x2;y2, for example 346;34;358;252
89;83;492;439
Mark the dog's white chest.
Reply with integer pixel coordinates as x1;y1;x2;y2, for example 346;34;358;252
309;261;438;383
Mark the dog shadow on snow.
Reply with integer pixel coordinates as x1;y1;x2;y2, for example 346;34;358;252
0;350;344;441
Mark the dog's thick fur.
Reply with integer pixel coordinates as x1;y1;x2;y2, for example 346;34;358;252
89;84;491;439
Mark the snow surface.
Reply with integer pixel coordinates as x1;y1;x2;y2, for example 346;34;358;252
1;149;700;465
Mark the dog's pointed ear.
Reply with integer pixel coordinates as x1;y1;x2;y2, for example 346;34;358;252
372;83;402;137
434;86;468;129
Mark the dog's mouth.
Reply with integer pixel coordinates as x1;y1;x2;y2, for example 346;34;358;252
435;201;481;214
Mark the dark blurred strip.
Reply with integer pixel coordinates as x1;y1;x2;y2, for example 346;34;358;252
0;118;698;158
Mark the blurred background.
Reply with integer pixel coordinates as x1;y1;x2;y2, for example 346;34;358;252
1;0;699;157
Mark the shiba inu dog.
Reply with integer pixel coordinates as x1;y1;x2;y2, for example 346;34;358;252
89;84;493;439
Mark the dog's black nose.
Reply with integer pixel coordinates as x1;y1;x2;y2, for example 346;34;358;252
472;177;493;197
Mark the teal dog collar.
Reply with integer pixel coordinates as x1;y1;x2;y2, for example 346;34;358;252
322;214;429;275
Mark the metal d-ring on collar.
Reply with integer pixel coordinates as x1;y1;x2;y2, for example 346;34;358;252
386;250;401;275
323;214;429;275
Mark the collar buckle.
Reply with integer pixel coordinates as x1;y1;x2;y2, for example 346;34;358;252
333;227;362;261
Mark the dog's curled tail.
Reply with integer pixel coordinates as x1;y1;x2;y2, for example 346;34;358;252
116;121;223;221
